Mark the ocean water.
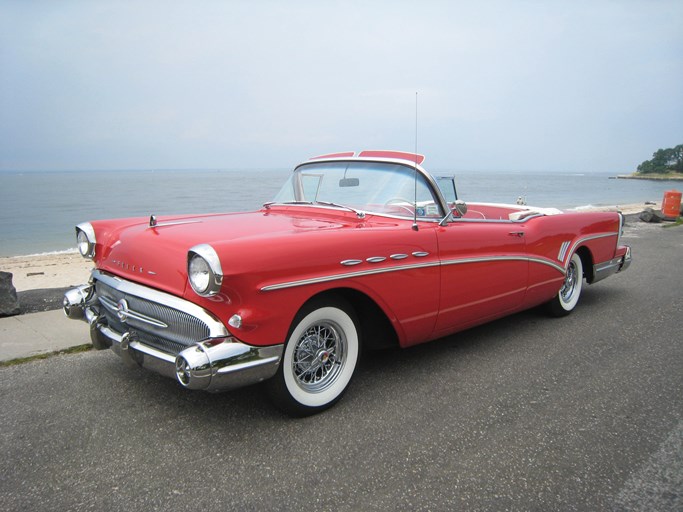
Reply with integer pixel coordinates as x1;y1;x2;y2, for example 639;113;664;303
0;167;677;257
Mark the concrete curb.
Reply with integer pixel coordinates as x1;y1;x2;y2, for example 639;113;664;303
0;309;89;362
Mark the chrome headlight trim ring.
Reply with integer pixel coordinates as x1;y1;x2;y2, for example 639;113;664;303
187;244;224;297
76;222;96;259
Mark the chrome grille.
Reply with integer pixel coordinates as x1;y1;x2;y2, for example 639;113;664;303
95;279;211;355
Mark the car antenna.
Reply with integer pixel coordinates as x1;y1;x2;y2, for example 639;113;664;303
412;91;419;232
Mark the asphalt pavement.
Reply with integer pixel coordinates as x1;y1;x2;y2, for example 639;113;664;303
0;220;681;511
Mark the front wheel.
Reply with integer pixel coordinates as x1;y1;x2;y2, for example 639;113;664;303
546;252;583;317
266;298;360;416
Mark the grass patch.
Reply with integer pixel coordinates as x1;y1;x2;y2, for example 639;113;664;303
0;344;92;367
663;217;683;228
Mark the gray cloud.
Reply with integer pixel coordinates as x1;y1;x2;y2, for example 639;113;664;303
1;0;681;172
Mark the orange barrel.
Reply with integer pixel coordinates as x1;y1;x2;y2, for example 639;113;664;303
662;190;682;218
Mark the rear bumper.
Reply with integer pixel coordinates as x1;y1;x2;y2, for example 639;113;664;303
63;274;282;392
591;245;632;284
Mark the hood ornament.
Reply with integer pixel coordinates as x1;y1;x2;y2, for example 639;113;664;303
149;215;157;227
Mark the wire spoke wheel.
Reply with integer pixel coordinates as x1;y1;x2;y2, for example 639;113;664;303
292;322;346;393
560;259;579;304
267;298;360;416
546;252;583;317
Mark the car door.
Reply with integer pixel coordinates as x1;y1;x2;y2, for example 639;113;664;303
433;219;528;337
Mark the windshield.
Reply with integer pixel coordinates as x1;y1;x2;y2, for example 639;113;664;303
272;161;445;219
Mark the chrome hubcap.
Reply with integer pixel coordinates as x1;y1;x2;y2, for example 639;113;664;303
292;322;346;393
561;261;577;302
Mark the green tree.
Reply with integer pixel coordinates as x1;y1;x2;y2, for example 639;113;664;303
637;144;683;174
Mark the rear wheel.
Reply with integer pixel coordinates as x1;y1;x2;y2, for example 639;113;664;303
546;252;583;317
266;298;360;416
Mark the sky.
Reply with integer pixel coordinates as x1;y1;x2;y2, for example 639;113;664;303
1;0;682;173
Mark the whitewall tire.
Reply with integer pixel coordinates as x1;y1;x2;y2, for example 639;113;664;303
547;252;584;317
267;298;360;416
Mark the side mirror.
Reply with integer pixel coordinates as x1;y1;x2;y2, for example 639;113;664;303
452;200;468;217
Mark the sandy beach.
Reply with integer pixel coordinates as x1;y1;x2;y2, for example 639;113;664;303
567;201;661;215
0;201;664;293
0;251;93;292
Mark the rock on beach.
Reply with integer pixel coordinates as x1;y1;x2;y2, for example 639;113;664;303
0;271;21;317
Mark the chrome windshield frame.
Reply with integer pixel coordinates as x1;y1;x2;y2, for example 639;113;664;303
272;157;451;222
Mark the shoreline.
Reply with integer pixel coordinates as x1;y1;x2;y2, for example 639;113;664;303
0;200;665;293
615;174;683;181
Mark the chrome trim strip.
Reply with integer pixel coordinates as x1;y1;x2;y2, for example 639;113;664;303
149;220;201;229
215;352;281;375
592;246;631;282
261;261;441;291
594;258;622;273
591;257;622;284
441;255;566;274
92;270;229;338
527;257;566;274
412;251;430;257
262;232;620;292
390;254;408;260
564;232;618;264
262;256;564;292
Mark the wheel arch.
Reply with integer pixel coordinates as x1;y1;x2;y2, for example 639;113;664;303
575;245;595;283
295;288;400;352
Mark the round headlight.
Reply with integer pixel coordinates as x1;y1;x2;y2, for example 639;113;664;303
188;255;212;295
187;244;223;297
77;230;90;256
75;222;96;259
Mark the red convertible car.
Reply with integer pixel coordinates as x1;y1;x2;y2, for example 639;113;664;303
64;150;631;415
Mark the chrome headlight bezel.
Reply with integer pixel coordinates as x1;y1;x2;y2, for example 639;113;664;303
75;222;96;259
187;244;223;297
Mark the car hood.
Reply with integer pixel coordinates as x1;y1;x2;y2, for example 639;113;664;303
91;208;374;296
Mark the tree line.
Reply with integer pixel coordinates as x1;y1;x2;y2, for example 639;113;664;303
637;144;683;174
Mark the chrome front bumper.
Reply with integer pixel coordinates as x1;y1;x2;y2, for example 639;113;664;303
63;272;282;393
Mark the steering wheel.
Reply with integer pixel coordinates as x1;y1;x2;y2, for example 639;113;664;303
384;198;414;215
384;197;412;206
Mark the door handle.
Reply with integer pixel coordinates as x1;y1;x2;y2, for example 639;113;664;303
508;231;525;237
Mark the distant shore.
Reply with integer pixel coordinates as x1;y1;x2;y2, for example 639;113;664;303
0;200;664;293
614;173;683;181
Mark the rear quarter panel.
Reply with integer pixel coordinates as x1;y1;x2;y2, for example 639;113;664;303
522;211;620;307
